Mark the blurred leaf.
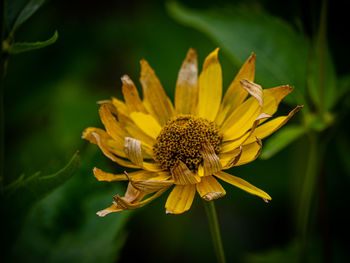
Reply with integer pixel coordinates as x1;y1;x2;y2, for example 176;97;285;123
338;74;350;103
167;1;310;105
4;151;79;209
305;112;334;132
307;43;337;111
11;147;130;263
261;125;305;159
12;0;46;33
10;30;58;54
1;151;79;257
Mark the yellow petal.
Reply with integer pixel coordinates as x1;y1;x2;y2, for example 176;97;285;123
220;120;259;153
93;167;128;182
82;129;138;168
215;171;271;201
219;146;242;169
130;177;173;193
96;203;122;217
244;106;303;145
165;184;196;214
142;161;163;172
263;85;294;116
129;112;162;140
216;53;256;125
171;160;201;185
196;175;226;201
114;187;169;211
235;138;262;166
200;141;222;176
197;48;222;121
112;97;131;118
124;137;143;166
140;59;174;125
175;48;198;115
221;96;262;141
121;75;147;113
99;104;127;145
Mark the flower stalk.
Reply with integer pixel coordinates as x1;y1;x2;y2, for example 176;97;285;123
203;200;226;263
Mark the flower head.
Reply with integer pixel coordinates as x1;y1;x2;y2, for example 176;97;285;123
83;48;301;216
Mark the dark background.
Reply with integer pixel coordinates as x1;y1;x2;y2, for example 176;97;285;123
2;0;349;262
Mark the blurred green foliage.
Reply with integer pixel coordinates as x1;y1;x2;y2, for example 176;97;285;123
1;0;349;263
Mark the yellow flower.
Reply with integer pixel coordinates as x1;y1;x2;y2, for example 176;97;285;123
83;48;302;216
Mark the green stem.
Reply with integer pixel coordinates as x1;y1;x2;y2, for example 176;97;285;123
317;0;328;116
297;132;320;260
0;0;6;191
203;200;226;263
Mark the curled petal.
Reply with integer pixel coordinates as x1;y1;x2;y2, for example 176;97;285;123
235;138;262;166
221;120;259;153
171;160;201;185
215;171;271;201
124;137;143;166
126;170;173;193
219;146;242;169
200;141;222;176
165;184;196;214
196;175;226;201
244;106;303;145
216;53;256;125
114;185;170;211
121;75;147;113
82;128;137;168
197;48;222;121
140;59;174;125
175;48;198;115
240;79;263;107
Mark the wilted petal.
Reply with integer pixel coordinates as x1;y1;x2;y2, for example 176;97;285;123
244;106;303;145
175;48;198;115
216;53;255;125
215;171;271;201
221;120;259;152
82;128;137;168
130;177;173;193
219;146;242;169
235;138;262;166
200;141;222;176
197;48;222;121
165;184;196;214
171;160;201;185
124;137;143;166
121;75;147;113
240;79;263;107
140;59;174;125
93;167;128;182
96;204;122;217
196;175;226;201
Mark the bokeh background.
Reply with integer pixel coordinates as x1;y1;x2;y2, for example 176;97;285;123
1;0;349;262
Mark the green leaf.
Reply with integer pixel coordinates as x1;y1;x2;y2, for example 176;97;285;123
9;30;58;54
4;151;80;204
307;43;337;111
1;151;79;255
12;0;46;32
260;125;305;159
167;1;310;105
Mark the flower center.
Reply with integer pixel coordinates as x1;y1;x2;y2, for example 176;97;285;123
153;115;222;171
